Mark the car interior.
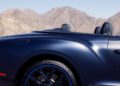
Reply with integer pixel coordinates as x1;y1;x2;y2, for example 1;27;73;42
34;22;113;36
94;22;113;35
60;22;113;36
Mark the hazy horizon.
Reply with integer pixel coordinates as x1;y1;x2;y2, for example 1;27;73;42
0;0;120;18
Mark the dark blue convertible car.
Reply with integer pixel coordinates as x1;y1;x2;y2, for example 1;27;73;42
0;22;120;86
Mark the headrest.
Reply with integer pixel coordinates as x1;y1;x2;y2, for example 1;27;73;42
100;22;113;35
61;24;71;32
94;27;101;34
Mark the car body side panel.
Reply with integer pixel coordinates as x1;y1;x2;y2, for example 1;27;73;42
0;33;118;86
108;36;120;78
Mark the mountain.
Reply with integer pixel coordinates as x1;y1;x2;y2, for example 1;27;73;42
41;7;100;33
0;7;119;36
108;12;120;35
0;9;43;35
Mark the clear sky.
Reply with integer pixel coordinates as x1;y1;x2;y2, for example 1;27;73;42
0;0;120;18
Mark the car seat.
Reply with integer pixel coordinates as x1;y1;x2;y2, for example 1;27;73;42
94;27;101;34
100;22;113;35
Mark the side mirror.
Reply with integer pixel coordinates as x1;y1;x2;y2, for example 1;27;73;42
101;22;113;36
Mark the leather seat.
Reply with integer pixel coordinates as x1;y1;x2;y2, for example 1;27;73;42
94;27;101;34
100;22;113;35
61;24;71;32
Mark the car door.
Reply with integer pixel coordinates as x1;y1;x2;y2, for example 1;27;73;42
108;36;120;77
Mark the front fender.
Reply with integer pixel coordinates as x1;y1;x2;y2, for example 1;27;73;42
33;39;116;85
9;39;117;86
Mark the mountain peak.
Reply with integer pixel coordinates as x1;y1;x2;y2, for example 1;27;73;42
49;6;86;14
56;6;77;11
0;7;119;36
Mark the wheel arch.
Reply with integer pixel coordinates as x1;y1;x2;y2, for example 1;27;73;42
16;52;81;85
